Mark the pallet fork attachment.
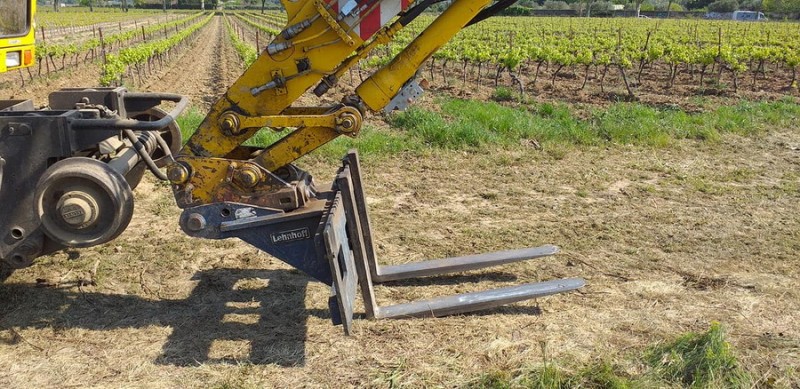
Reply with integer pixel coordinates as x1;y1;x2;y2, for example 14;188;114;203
178;151;585;334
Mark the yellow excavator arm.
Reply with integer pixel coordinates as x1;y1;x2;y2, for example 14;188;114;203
172;0;493;211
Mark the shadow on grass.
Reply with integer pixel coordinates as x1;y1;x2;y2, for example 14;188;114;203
379;271;520;288
1;268;560;367
0;268;320;367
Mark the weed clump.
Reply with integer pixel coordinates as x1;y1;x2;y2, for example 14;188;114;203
469;323;750;389
492;87;515;102
470;363;634;389
646;322;751;388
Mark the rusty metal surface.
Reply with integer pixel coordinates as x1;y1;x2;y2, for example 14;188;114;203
169;156;310;210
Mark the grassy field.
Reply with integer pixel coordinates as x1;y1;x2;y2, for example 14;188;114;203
3;90;799;387
176;92;800;388
1;9;799;388
179;93;800;156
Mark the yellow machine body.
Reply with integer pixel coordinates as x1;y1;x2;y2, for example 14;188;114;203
0;0;35;73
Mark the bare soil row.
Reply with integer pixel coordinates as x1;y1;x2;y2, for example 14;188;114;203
0;15;240;108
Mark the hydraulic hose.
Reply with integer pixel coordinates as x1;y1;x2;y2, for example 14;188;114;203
122;129;168;181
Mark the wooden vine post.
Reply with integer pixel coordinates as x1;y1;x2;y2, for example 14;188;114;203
99;27;106;65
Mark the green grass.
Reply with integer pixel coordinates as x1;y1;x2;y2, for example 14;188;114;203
173;98;800;161
175;106;206;143
645;322;751;388
472;363;637;389
492;86;516;102
396;97;800;149
470;323;750;389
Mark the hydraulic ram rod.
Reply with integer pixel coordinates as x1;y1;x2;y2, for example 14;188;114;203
356;0;492;111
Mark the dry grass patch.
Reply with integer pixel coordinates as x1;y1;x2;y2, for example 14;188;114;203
2;120;799;387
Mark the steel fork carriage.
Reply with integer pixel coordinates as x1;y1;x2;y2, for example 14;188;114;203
179;151;585;334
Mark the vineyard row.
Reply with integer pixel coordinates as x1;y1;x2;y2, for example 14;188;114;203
101;13;215;86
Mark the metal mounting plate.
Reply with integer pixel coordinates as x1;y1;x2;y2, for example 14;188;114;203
321;193;359;334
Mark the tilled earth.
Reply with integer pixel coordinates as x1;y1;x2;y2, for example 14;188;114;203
1;16;799;388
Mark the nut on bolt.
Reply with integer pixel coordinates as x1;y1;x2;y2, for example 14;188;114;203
186;213;207;232
234;166;262;188
336;113;358;134
220;113;242;135
167;163;191;185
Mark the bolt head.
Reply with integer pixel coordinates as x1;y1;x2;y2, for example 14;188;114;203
234;167;261;188
222;118;235;131
167;164;190;185
186;213;207;232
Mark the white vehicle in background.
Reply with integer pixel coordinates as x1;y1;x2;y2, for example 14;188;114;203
733;10;768;20
705;11;768;21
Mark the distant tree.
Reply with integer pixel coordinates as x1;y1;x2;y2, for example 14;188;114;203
543;0;571;8
738;0;762;10
763;0;800;12
666;0;686;15
640;1;656;9
686;0;715;8
79;0;94;11
708;0;738;11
